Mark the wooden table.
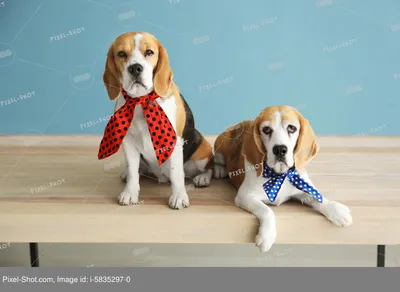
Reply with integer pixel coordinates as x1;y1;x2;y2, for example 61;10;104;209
0;135;399;267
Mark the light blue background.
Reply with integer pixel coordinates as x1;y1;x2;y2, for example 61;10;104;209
0;0;399;135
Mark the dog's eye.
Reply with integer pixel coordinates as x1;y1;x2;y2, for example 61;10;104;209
287;125;297;134
262;126;273;135
144;49;154;57
117;51;127;58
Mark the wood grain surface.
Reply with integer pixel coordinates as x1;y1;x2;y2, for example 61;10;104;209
0;135;399;244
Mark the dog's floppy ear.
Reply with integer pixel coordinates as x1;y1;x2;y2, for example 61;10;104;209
103;44;120;100
294;112;319;172
154;43;173;97
241;118;265;177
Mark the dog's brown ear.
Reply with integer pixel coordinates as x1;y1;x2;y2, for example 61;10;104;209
294;112;319;172
241;118;265;177
154;43;173;97
103;44;120;100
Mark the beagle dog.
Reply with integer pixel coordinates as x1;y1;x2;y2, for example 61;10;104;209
213;106;352;252
101;32;213;209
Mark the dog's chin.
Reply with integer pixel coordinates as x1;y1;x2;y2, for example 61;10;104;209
123;80;152;96
131;81;146;90
272;161;290;174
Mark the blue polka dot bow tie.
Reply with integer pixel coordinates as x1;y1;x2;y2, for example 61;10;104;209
262;162;323;203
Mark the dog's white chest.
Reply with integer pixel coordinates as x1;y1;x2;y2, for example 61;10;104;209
115;94;178;178
128;105;156;164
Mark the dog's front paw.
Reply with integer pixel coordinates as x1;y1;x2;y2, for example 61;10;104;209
213;164;228;179
255;225;277;252
118;189;140;205
168;190;189;210
193;169;212;187
323;201;352;227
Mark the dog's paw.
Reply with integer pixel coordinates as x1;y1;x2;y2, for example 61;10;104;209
255;226;277;252
323;201;352;227
193;169;212;187
213;164;228;179
168;191;190;210
118;190;140;206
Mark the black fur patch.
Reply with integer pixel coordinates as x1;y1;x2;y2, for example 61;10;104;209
180;93;202;163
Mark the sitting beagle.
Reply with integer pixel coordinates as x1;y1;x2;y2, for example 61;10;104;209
98;32;213;209
213;106;352;252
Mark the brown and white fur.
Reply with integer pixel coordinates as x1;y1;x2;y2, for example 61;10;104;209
103;32;213;209
213;106;352;252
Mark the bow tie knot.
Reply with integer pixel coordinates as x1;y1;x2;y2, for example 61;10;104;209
262;162;323;203
125;92;157;106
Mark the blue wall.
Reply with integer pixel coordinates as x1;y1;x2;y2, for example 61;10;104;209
0;0;399;135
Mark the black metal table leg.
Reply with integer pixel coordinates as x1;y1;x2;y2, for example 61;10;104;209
29;243;39;267
377;245;385;267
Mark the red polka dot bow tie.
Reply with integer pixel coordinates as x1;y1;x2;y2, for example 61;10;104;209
98;88;177;165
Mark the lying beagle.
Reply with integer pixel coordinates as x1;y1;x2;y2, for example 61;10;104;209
98;32;213;209
213;106;352;252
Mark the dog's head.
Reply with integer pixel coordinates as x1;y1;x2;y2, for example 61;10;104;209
103;32;173;99
242;106;319;176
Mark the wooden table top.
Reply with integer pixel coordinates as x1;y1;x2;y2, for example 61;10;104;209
0;135;399;244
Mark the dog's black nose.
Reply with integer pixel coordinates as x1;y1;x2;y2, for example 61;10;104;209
273;145;288;158
128;63;143;77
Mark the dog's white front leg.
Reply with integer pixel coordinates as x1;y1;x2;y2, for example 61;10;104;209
235;189;277;252
292;173;352;227
167;137;189;209
118;136;141;205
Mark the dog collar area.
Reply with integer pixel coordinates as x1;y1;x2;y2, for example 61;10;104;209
262;163;323;203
